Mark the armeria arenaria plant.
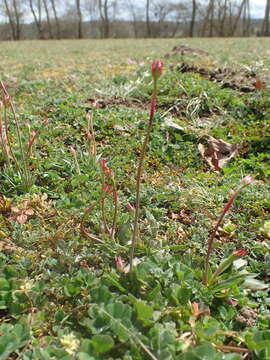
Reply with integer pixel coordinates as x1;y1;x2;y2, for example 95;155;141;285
130;61;163;271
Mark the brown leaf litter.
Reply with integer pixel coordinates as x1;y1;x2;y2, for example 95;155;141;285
198;136;239;172
176;62;262;93
84;96;144;111
164;44;209;58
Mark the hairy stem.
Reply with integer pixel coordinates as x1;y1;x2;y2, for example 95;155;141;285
130;80;157;271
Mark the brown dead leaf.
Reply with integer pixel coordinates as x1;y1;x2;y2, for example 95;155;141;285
198;136;239;172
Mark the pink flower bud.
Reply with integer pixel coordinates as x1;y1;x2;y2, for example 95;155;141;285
24;122;31;129
241;175;254;185
151;61;163;80
42;118;49;126
126;203;135;212
234;249;247;257
127;58;135;64
4;94;10;103
100;159;113;177
102;185;112;193
69;146;76;154
115;256;128;273
0;100;3;108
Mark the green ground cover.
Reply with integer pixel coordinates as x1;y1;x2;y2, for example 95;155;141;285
0;38;269;359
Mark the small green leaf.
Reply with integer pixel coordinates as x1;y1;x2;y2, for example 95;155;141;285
135;300;153;321
91;335;114;354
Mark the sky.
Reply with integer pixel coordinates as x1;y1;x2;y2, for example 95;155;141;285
247;0;266;18
0;0;267;23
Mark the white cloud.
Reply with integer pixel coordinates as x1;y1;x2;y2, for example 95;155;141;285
250;0;266;18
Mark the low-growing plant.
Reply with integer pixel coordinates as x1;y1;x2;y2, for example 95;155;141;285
0;81;48;191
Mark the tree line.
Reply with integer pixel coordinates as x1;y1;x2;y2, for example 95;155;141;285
0;0;269;40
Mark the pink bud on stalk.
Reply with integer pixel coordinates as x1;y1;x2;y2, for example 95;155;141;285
69;146;76;154
151;61;163;80
100;159;114;178
126;203;135;212
242;175;253;185
115;256;128;274
42;118;49;126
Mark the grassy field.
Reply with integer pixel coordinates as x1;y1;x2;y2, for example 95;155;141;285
0;38;269;359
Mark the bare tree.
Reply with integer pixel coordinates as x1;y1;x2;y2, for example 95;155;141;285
231;0;246;35
189;0;197;37
145;0;151;36
126;0;141;37
75;0;83;38
98;0;110;38
42;0;53;38
261;0;270;35
219;0;228;36
242;0;251;36
50;0;61;39
2;0;23;39
201;0;214;36
29;0;44;39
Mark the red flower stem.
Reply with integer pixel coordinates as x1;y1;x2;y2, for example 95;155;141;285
27;131;39;157
0;102;9;164
130;79;157;271
100;173;111;235
110;181;118;241
203;188;241;286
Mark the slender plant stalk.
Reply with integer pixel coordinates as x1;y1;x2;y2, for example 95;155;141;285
3;93;22;175
110;182;118;241
130;80;157;271
100;173;112;235
0;102;9;165
27;130;39;158
203;177;254;286
72;151;81;175
86;112;96;157
1;81;31;187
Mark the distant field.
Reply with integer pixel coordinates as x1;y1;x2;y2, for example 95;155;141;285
0;38;269;359
1;38;270;78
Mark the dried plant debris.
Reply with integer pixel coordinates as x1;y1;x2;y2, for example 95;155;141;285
164;44;209;58
176;62;261;92
84;96;144;110
198;136;239;172
235;307;258;328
